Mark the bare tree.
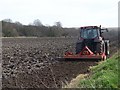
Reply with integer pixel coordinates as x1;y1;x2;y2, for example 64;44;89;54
2;19;13;23
15;21;22;26
33;19;43;26
54;21;62;27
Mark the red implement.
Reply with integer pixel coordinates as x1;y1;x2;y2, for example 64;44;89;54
64;46;106;60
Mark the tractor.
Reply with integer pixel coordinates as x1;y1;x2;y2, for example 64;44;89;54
64;25;109;60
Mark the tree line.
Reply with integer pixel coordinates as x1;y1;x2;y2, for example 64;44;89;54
2;19;79;37
1;19;118;39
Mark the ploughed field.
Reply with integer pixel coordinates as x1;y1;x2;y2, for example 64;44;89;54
2;37;117;88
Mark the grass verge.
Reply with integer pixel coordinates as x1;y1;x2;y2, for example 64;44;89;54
78;52;119;89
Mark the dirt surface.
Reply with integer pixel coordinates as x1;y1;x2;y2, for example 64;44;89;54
2;37;117;88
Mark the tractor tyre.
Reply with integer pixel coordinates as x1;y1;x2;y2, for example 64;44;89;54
96;41;105;54
105;40;110;55
76;42;82;54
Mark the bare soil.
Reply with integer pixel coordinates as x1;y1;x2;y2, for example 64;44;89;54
2;37;117;88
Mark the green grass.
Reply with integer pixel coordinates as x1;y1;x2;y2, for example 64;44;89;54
78;52;119;89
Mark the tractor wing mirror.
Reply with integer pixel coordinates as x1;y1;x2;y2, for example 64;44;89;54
101;28;108;33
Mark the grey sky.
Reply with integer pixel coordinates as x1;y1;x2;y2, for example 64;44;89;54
0;0;119;27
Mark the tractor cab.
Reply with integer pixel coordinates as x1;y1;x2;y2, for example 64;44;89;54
80;26;100;39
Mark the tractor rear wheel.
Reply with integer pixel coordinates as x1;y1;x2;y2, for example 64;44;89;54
96;41;105;54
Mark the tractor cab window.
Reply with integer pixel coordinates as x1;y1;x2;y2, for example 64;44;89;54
80;28;98;39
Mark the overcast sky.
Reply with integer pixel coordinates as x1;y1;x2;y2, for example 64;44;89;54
0;0;119;27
